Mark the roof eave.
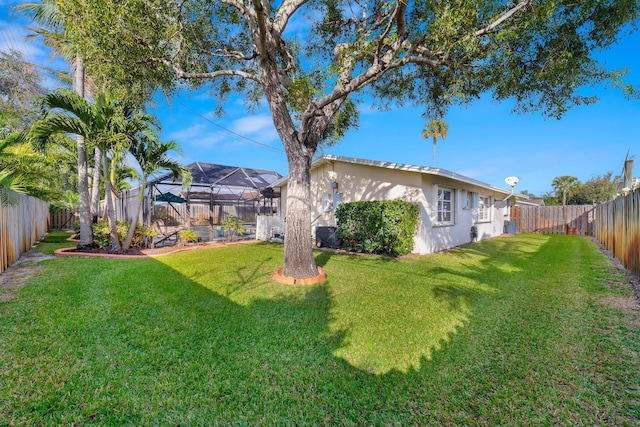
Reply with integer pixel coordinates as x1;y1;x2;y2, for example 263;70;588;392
271;154;513;195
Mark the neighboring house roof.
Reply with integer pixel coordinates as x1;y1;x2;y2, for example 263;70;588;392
271;154;514;196
516;198;545;207
152;162;282;190
177;190;260;201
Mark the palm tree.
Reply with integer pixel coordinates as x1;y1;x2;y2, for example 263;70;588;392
122;137;190;250
552;175;581;233
422;118;449;166
18;1;97;246
30;89;150;250
552;176;581;207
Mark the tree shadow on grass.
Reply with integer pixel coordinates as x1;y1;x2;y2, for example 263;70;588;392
0;236;612;426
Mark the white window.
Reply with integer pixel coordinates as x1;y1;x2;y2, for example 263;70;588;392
478;195;491;222
437;187;455;225
464;191;477;209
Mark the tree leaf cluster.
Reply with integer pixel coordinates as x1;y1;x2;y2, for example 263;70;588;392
569;173;619;205
548;172;619;205
0;49;47;132
0;50;77;204
64;0;639;139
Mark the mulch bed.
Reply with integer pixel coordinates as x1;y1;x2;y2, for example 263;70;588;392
56;239;256;259
62;246;178;256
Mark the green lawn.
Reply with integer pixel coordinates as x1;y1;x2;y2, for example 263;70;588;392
1;233;639;425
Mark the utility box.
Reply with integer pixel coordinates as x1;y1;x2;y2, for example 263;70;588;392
315;226;342;249
504;221;517;235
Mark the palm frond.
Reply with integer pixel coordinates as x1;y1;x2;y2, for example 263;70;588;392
41;89;95;126
0;132;26;153
14;2;64;31
0;169;26;206
29;113;87;151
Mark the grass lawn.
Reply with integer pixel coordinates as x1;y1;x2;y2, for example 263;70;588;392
1;232;639;425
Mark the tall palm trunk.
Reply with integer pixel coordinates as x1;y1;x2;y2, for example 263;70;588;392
103;154;121;251
121;178;147;250
90;147;102;222
432;138;437;166
73;56;93;247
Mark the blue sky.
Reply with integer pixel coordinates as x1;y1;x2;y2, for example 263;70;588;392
2;1;639;196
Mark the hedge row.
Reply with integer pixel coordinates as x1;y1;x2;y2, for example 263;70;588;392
335;200;419;257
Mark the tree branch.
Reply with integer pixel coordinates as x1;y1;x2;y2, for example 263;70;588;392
317;40;442;115
200;48;258;61
252;0;270;56
473;0;532;38
220;0;261;46
160;58;260;82
273;0;309;34
396;0;407;39
375;2;400;63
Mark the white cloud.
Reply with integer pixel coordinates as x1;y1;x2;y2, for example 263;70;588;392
1;20;46;61
168;124;225;150
168;125;205;141
230;114;271;134
230;114;279;141
189;135;226;150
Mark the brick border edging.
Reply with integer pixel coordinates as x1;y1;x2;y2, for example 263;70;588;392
271;267;327;285
53;240;255;259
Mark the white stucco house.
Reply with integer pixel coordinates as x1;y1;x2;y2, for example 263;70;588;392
271;154;519;255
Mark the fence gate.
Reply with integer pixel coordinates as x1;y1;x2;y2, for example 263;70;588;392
511;205;596;236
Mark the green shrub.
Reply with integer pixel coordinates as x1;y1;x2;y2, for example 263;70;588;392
222;215;246;241
335;200;419;257
178;229;198;244
92;219;158;249
131;224;160;248
92;219;118;248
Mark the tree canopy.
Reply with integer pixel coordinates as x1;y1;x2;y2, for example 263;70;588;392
552;175;581;206
0;49;77;204
567;173;618;204
0;49;47;132
58;0;640;277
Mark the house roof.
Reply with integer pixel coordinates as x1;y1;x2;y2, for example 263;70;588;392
516;198;545;207
271;154;515;196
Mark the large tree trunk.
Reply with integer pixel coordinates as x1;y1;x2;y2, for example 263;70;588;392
73;55;93;247
254;27;328;279
261;82;320;278
283;151;318;278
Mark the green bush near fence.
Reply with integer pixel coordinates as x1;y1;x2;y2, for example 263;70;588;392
336;200;419;256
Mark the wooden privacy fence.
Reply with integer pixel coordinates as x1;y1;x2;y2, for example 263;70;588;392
50;208;78;230
594;190;640;282
0;195;49;274
511;205;596;235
